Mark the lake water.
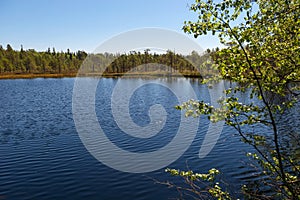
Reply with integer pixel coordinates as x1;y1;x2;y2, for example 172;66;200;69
0;78;297;200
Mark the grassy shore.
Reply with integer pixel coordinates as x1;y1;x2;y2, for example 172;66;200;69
0;73;78;79
0;72;203;79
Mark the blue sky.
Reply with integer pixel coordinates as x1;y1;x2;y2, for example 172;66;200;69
0;0;222;53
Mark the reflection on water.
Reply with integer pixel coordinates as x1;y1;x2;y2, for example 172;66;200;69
0;78;298;200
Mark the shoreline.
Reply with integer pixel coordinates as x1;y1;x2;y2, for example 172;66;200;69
0;73;203;79
0;73;77;79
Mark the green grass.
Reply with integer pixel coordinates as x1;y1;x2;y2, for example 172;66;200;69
0;71;203;79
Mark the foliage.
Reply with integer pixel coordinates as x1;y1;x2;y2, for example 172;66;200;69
94;50;203;76
0;45;217;77
167;0;300;199
0;45;87;74
163;168;231;200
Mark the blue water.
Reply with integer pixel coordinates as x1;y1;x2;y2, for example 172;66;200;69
0;77;294;200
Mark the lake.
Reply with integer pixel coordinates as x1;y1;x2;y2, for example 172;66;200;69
0;77;297;199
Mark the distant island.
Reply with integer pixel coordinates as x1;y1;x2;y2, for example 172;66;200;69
0;45;220;79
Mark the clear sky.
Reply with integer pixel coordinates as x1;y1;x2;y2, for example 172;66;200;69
0;0;222;53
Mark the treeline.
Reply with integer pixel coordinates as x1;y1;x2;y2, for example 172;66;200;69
0;44;87;74
0;44;218;76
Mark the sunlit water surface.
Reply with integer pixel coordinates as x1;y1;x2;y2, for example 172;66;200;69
0;78;298;200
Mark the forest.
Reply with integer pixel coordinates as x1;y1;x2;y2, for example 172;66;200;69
0;44;217;78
